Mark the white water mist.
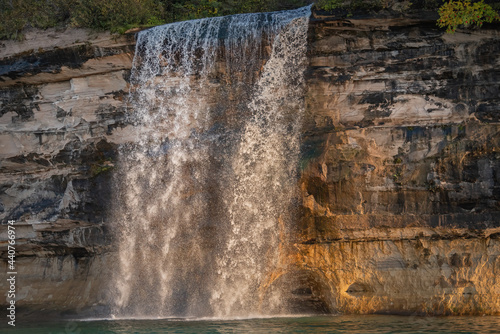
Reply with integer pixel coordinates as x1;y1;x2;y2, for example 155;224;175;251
112;6;311;318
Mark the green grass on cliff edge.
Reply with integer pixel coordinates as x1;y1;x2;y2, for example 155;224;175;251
1;0;499;40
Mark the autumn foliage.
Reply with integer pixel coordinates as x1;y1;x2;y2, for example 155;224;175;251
437;0;500;33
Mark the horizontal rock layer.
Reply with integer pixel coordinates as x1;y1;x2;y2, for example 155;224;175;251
1;14;500;316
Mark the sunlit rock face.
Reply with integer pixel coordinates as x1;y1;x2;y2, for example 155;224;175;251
0;10;500;317
295;14;500;315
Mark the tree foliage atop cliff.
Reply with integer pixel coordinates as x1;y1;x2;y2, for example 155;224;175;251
1;0;499;40
0;0;74;39
0;0;311;39
437;0;500;32
316;0;500;32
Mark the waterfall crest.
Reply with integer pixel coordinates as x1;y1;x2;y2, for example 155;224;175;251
112;6;311;318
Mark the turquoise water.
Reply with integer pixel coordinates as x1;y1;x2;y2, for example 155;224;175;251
3;315;500;333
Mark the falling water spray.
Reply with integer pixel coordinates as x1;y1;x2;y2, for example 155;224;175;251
111;6;311;318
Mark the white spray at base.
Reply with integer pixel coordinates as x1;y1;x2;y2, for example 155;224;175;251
112;6;311;318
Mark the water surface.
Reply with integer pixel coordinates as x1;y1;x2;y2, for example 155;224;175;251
4;315;500;333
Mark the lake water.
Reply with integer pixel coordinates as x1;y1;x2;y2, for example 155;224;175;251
3;315;500;333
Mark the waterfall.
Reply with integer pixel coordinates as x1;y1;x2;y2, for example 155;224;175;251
111;6;311;318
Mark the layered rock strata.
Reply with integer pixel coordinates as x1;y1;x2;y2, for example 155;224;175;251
0;13;499;316
293;14;500;315
0;29;135;316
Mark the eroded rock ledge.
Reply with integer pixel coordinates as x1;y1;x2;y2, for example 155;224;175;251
0;13;499;317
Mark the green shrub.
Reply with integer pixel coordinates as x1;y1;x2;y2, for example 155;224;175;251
437;0;500;33
90;160;114;177
315;0;414;13
0;0;75;39
71;0;164;33
0;0;313;39
316;0;343;11
166;0;220;20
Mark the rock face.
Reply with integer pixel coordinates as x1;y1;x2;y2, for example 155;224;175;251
294;14;500;315
0;28;135;316
1;13;500;317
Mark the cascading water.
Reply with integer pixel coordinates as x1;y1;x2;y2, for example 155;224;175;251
111;6;311;318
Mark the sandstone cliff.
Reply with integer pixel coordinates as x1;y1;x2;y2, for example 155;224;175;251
1;11;499;317
293;12;500;315
0;29;135;316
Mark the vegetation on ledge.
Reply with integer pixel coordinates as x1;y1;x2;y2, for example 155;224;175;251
437;0;500;33
0;0;499;40
0;0;311;39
